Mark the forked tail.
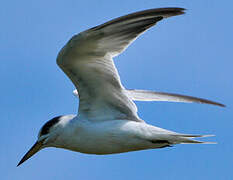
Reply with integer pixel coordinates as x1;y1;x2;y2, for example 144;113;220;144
170;134;216;144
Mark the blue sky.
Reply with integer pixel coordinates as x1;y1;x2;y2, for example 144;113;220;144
1;0;232;179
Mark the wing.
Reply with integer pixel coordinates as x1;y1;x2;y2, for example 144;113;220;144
57;8;185;122
127;89;225;107
73;89;225;107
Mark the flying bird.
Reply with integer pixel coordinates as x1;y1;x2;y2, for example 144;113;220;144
18;7;224;166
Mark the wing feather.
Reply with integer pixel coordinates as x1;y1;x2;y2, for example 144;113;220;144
127;89;225;107
73;89;225;107
57;8;186;122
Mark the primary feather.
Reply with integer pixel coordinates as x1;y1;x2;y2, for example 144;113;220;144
73;89;224;107
57;8;186;122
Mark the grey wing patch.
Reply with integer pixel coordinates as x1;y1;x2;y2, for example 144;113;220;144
89;8;185;31
84;8;185;57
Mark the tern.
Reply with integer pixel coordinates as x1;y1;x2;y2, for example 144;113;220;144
18;7;224;166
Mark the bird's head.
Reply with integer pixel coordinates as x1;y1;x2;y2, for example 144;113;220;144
17;115;75;166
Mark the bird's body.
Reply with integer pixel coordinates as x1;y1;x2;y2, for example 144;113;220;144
49;116;167;154
45;115;201;155
18;7;224;166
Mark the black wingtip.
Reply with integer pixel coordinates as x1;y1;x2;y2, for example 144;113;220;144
167;7;186;16
198;98;226;108
194;98;225;108
145;7;186;18
216;103;226;108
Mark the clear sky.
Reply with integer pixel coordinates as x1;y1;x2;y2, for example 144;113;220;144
1;0;232;179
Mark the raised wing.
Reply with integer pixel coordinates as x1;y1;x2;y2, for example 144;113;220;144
57;8;185;122
73;89;225;107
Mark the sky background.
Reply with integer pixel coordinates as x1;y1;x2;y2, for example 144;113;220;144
1;0;232;179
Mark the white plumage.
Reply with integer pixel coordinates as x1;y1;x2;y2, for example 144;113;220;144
18;7;224;166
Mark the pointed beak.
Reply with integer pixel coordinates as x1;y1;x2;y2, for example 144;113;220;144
17;140;44;167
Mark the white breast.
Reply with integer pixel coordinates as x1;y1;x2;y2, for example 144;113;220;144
56;119;157;154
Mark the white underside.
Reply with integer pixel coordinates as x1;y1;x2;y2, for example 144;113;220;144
50;116;204;155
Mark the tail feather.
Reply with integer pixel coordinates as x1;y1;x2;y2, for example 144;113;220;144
180;139;217;144
170;134;216;144
172;134;215;138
